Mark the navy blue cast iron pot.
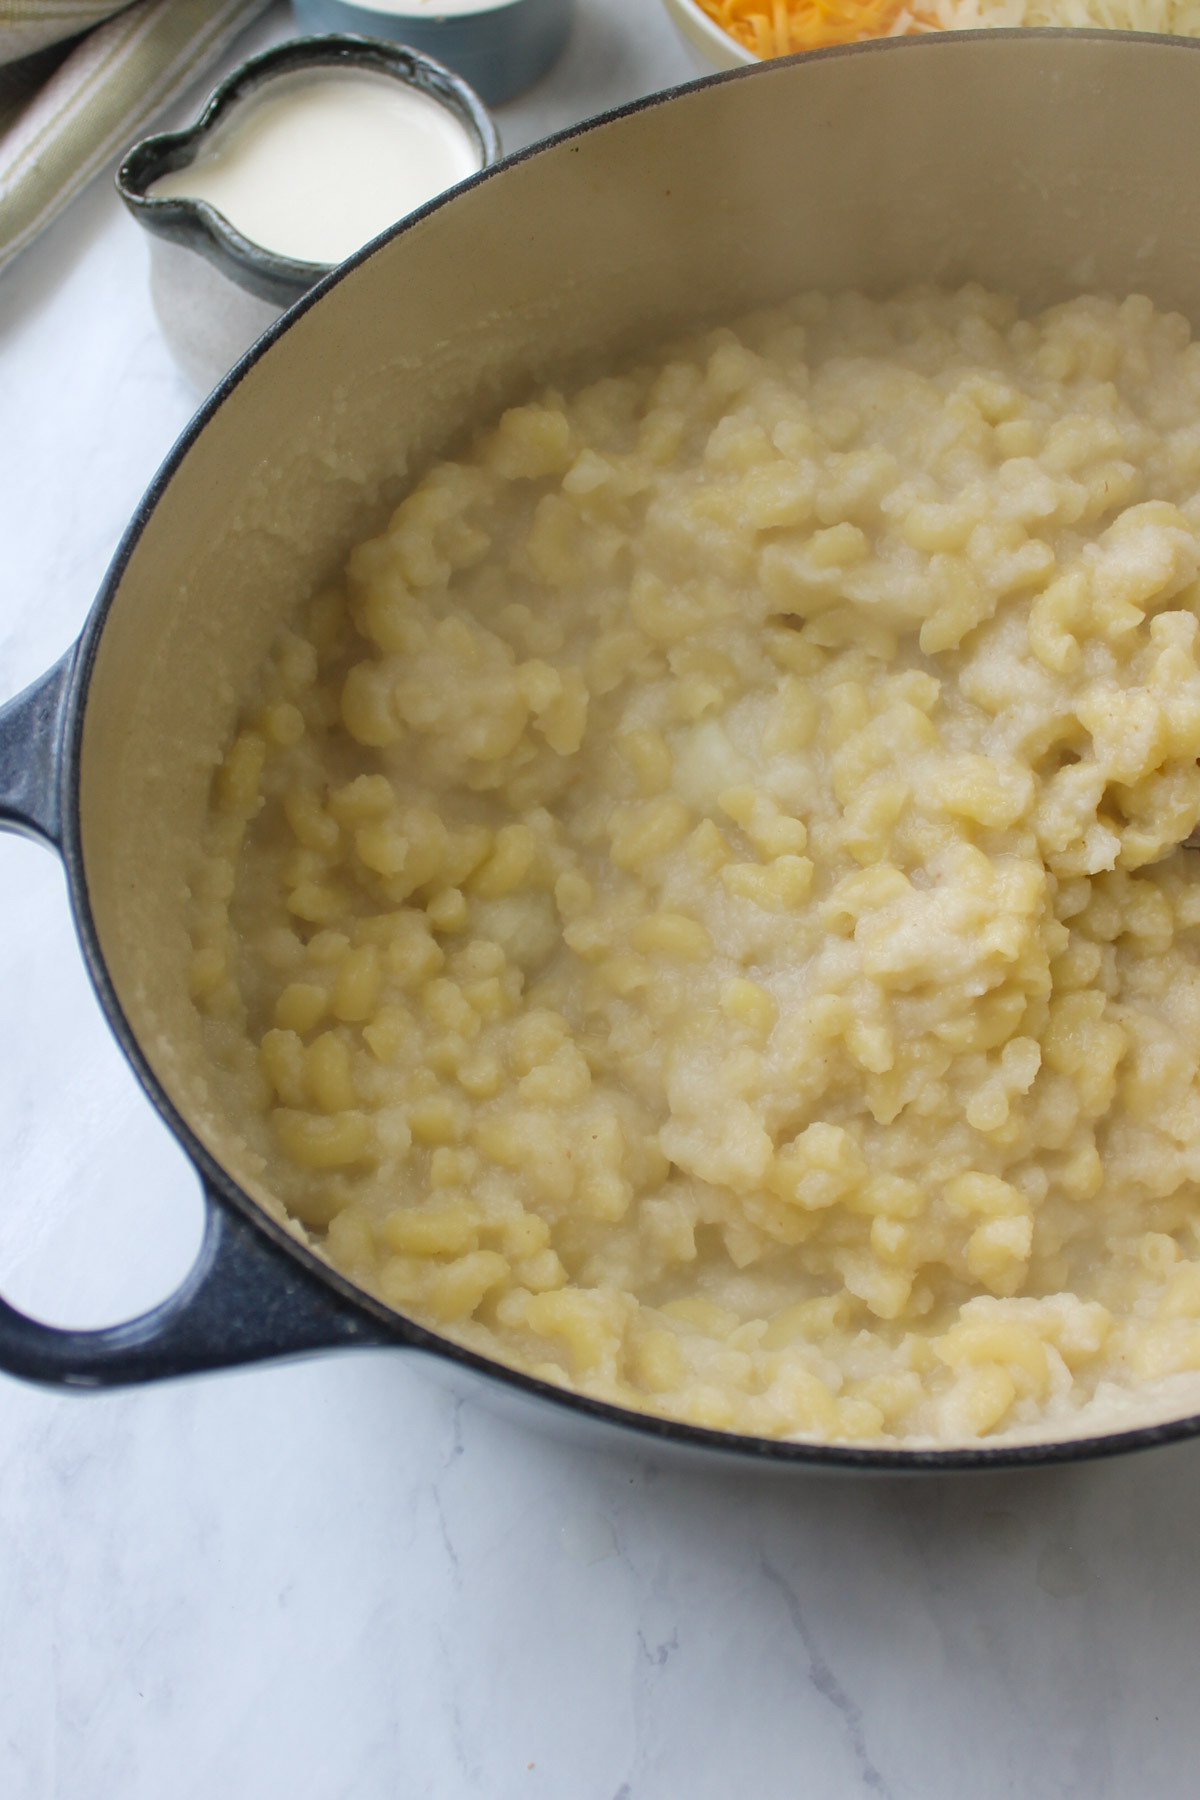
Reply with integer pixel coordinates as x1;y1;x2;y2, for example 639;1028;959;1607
5;32;1200;1473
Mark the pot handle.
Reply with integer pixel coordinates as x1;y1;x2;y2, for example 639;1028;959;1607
0;649;75;847
0;657;400;1386
0;1185;396;1389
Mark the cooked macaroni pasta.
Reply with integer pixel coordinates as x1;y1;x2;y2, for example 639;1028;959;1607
192;286;1200;1444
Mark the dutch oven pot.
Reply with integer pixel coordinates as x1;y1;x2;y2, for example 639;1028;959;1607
6;31;1200;1473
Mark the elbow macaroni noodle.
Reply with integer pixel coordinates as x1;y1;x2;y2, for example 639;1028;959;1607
193;286;1200;1444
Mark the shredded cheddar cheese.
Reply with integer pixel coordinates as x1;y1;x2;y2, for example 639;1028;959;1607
696;0;926;52
697;0;1200;55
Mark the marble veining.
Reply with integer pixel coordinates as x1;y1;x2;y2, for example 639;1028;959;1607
3;5;1200;1796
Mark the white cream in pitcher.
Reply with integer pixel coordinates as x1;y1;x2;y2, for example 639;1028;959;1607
151;70;481;265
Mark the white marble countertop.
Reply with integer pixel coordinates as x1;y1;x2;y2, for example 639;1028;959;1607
2;6;1200;1796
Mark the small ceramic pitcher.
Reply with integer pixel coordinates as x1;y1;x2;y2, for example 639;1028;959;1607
117;34;499;393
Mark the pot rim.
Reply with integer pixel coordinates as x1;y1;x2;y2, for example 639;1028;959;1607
69;29;1200;1471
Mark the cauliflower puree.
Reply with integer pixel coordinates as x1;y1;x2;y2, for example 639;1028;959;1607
191;285;1200;1445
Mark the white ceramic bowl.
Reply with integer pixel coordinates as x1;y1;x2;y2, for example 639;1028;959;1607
659;0;757;74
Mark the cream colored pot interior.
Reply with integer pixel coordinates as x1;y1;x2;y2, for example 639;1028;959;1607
79;30;1200;1219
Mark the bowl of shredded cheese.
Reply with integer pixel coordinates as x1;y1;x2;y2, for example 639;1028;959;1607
662;0;1200;66
661;0;757;68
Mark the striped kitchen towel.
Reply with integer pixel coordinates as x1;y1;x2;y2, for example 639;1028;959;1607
0;0;272;275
